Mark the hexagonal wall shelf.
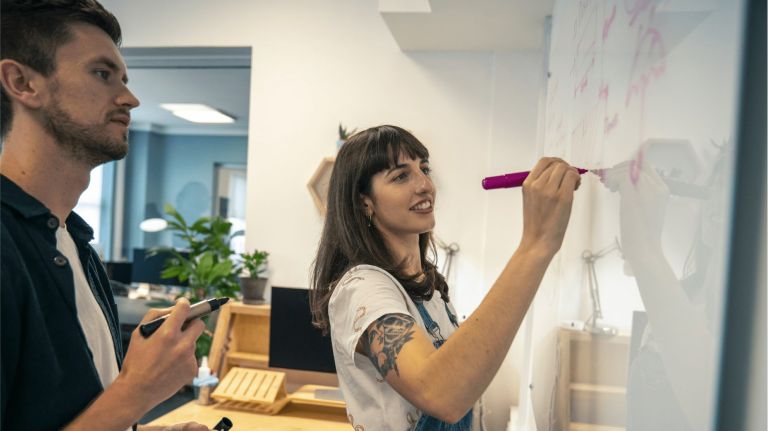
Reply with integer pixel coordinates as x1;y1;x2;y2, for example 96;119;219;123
308;157;335;215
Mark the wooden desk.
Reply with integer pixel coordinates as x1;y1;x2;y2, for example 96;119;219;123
147;401;351;430
153;302;348;429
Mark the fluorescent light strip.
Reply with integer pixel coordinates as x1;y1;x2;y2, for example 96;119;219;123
171;110;235;124
160;103;235;124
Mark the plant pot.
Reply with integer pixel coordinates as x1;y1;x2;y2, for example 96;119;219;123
239;277;267;304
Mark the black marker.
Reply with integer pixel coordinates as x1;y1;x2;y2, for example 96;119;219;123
213;417;233;431
139;297;230;338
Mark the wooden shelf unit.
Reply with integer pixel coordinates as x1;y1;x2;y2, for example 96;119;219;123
207;301;340;396
226;351;270;369
209;302;271;379
557;327;630;431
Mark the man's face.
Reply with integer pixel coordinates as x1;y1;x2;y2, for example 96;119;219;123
41;23;139;166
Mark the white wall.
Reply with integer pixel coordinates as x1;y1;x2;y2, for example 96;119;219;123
103;1;543;427
479;52;542;423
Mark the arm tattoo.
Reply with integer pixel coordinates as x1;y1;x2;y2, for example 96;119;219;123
362;314;416;378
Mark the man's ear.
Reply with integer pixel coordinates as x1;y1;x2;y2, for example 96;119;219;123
0;60;45;110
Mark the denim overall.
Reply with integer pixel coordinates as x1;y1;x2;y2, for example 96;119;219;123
412;301;473;431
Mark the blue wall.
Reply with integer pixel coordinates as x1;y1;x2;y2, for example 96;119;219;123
121;131;247;257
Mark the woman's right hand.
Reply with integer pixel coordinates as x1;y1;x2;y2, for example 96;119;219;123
519;157;581;257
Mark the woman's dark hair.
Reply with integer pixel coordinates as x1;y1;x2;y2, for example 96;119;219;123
310;125;449;335
1;0;122;138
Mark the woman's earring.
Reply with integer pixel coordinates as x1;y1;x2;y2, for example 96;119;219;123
367;213;373;228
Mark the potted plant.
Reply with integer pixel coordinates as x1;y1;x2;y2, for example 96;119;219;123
238;249;269;304
337;122;357;149
154;204;242;357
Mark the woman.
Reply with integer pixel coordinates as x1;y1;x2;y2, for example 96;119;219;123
310;125;580;430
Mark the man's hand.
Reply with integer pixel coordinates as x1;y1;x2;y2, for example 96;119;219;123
116;298;205;412
62;298;207;431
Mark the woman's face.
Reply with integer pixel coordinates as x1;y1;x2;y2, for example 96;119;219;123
362;153;436;243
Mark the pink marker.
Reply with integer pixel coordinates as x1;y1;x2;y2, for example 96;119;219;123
482;168;589;190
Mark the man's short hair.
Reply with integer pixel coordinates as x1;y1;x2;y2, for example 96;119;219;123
0;0;122;138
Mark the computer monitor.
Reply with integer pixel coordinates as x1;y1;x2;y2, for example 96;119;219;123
105;261;132;284
131;248;188;286
268;286;336;374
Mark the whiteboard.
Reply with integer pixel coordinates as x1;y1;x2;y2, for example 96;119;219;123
538;0;747;430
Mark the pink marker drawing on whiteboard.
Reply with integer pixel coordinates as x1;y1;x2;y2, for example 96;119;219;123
603;4;617;40
599;83;610;101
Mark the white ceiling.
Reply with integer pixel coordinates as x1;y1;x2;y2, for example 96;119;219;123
126;68;251;136
380;0;555;51
120;2;555;136
122;47;251;136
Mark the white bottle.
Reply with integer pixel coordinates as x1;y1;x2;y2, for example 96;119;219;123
194;355;216;405
197;356;211;380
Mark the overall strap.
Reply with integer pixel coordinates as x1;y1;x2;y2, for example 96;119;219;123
413;300;473;431
415;301;444;342
443;302;460;328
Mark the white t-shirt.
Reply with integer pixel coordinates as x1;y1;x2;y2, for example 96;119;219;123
328;264;462;431
56;226;120;390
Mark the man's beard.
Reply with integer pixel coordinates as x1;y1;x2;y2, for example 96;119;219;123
42;97;129;167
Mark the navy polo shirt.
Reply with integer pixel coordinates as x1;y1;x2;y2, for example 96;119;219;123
1;175;124;430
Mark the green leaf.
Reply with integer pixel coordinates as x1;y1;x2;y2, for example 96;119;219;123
211;219;232;236
166;220;185;232
164;204;188;229
195;331;212;358
197;252;214;275
191;217;211;233
211;260;233;279
160;266;183;279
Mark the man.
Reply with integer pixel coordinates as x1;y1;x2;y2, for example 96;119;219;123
1;1;210;430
